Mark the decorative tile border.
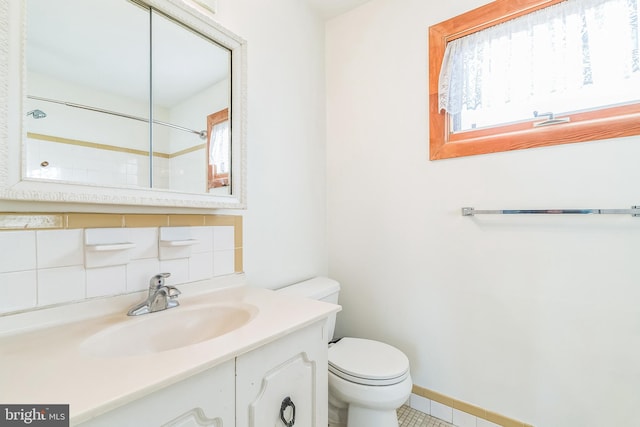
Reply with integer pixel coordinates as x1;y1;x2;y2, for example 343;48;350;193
412;385;534;427
0;214;65;229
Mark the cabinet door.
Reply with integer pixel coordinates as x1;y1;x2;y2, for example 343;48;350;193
78;359;235;427
236;321;328;427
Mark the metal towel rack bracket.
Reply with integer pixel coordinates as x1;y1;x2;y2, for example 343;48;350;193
461;206;640;217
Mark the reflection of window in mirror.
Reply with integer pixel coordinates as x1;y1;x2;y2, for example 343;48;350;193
207;109;230;190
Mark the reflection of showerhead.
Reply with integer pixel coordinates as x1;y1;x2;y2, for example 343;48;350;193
27;109;47;119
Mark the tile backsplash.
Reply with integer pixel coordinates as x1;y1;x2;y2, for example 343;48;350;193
0;214;242;315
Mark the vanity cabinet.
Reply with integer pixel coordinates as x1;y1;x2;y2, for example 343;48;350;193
76;320;328;427
236;320;328;427
78;359;236;427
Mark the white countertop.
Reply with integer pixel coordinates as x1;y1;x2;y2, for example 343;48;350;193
0;275;340;425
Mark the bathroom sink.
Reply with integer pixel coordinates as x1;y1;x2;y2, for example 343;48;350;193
81;303;258;358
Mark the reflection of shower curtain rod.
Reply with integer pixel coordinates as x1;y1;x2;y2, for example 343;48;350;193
27;95;207;140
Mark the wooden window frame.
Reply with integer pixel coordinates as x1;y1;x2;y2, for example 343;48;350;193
429;0;640;160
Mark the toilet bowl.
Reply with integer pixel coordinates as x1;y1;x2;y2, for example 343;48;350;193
328;337;412;427
277;277;412;427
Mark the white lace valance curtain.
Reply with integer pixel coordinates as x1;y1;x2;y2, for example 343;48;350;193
438;0;640;116
209;120;230;174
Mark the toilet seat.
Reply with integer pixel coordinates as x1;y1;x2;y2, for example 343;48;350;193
328;337;409;386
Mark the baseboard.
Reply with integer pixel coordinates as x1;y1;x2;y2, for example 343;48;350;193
411;385;534;427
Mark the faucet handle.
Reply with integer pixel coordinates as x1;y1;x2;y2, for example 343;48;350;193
166;286;181;299
149;272;171;290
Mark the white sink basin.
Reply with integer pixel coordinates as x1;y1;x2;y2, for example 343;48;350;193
81;303;258;358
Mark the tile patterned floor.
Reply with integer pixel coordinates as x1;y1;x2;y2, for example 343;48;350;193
398;405;456;427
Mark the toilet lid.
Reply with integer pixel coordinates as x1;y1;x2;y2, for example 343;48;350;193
328;337;409;386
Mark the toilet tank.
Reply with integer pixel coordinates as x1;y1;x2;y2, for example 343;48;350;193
277;277;340;341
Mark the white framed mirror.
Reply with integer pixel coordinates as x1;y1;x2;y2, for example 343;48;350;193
0;0;247;208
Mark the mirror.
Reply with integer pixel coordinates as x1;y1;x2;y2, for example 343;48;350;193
0;0;246;208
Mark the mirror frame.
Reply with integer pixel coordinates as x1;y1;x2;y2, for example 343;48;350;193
0;0;247;209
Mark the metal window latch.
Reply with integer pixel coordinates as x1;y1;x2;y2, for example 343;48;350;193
533;111;570;127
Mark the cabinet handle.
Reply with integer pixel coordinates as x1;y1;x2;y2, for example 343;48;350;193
279;396;296;426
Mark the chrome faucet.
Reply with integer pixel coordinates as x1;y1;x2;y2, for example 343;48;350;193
127;273;181;316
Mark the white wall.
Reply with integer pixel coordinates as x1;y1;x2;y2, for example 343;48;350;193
215;0;329;288
326;1;640;427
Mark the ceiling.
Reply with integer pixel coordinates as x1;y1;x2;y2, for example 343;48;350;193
305;0;373;19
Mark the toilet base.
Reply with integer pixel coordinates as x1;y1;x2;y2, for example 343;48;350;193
328;407;398;427
328;368;412;427
328;394;401;427
328;397;347;427
347;405;399;427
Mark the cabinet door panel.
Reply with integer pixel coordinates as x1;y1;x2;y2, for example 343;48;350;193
249;354;314;426
236;321;328;427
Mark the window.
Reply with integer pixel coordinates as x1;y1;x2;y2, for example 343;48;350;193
429;0;640;160
207;109;230;189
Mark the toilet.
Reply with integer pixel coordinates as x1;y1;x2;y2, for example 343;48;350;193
278;277;412;427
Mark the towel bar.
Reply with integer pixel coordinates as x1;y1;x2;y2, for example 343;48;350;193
461;206;640;217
